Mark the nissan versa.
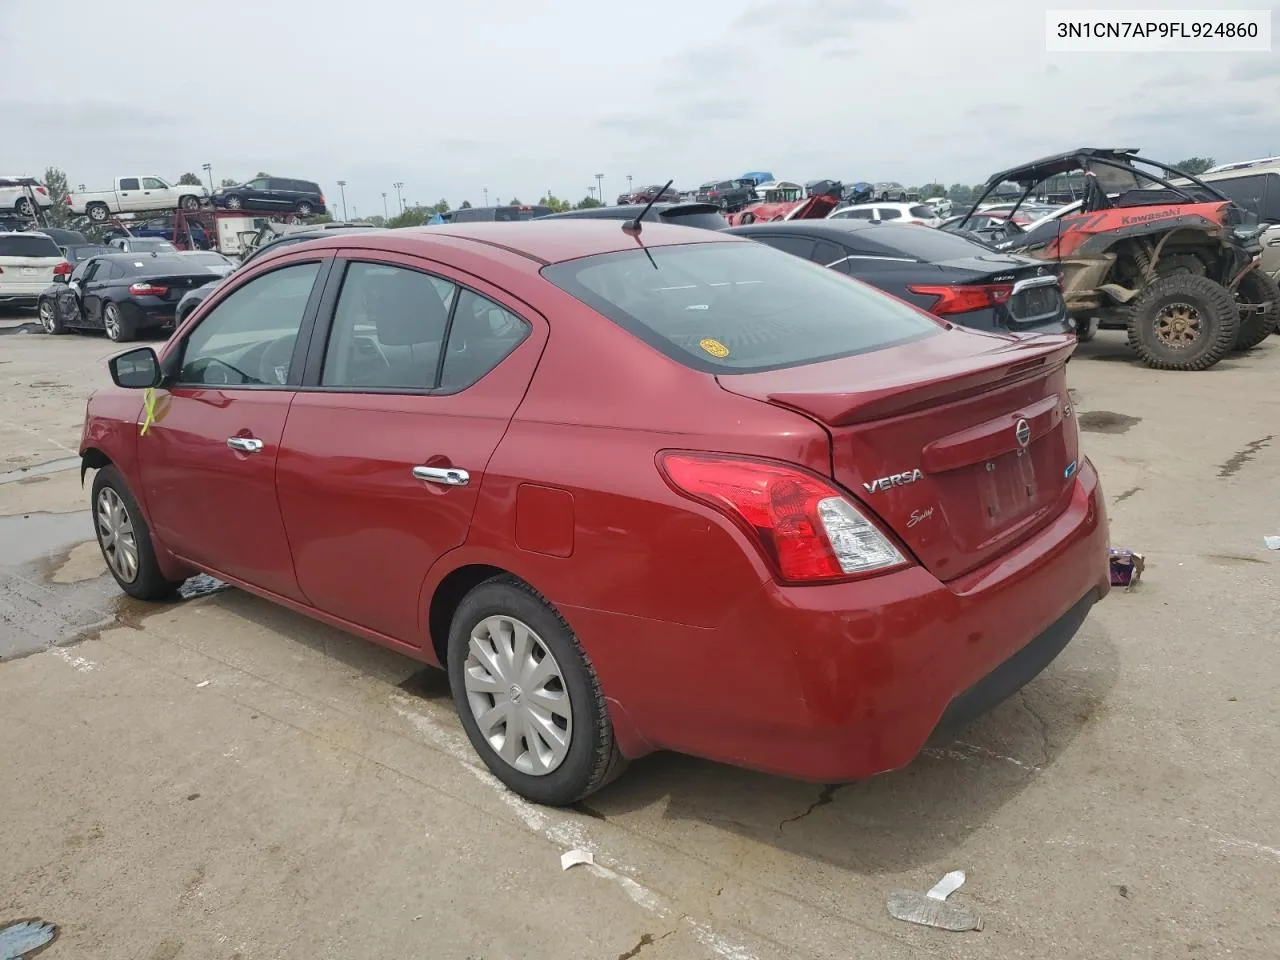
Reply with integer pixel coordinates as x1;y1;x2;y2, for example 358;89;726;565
79;221;1110;806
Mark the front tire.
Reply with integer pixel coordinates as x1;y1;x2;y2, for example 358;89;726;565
1124;273;1237;371
87;202;109;223
15;197;32;216
226;195;244;210
91;465;184;601
1074;316;1098;342
179;194;200;212
38;298;64;334
103;302;135;343
1232;269;1280;351
296;201;313;216
448;577;626;805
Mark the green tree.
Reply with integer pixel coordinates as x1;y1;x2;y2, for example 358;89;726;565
538;193;573;213
42;166;73;228
575;196;602;209
920;182;947;199
1174;156;1215;175
971;183;988;199
507;196;521;206
364;214;387;227
176;172;204;186
947;183;972;203
387;208;429;228
459;200;472;209
220;178;238;187
433;199;450;213
309;213;334;224
255;171;270;178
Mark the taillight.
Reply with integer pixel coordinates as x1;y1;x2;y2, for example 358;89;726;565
53;261;72;276
36;186;48;196
908;283;1014;316
129;282;169;296
658;452;909;584
64;195;72;205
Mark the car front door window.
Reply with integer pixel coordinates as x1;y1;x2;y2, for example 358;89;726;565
179;262;321;387
142;178;166;190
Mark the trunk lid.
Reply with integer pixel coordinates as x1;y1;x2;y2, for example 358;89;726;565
716;331;1080;581
136;273;213;301
931;254;1068;332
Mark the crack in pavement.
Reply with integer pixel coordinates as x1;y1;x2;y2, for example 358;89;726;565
1019;690;1051;767
616;929;674;960
1217;435;1273;478
778;783;845;834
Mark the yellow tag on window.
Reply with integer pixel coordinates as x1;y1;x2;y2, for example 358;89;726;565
699;338;729;358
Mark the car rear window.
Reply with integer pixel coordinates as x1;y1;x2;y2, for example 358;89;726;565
119;255;190;275
541;241;939;374
658;208;729;230
866;224;997;261
493;206;552;222
909;205;937;218
0;234;61;258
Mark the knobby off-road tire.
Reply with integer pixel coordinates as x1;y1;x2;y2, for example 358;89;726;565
1231;269;1280;351
91;465;185;601
448;576;627;805
1125;273;1237;371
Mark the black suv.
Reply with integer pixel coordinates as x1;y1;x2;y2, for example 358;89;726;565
213;177;327;216
535;202;727;230
445;204;554;223
694;179;757;213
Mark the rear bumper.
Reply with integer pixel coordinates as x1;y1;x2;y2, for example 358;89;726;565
570;458;1110;780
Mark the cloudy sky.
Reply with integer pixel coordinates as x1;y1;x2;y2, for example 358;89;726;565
2;0;1278;215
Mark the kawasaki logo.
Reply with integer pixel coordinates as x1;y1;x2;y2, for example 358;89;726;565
1119;207;1182;226
864;469;923;493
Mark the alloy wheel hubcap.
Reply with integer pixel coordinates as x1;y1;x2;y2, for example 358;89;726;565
105;307;119;339
1155;302;1201;348
463;615;572;775
38;302;54;331
96;487;138;583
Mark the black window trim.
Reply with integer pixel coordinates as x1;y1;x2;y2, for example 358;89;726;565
297;252;535;397
169;256;334;391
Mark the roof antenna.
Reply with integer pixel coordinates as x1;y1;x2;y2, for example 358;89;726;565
624;179;674;234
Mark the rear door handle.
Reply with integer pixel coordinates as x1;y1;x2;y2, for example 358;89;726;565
227;437;264;453
412;465;469;487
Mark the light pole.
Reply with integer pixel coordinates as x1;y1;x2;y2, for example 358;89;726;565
202;163;213;192
336;180;348;220
393;181;404;214
595;173;604;204
483;187;489;206
381;192;389;220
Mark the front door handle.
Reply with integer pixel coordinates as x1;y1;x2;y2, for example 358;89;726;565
412;465;469;487
227;437;264;454
1267;238;1280;247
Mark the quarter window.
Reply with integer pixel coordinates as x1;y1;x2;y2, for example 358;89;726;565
439;290;531;390
321;262;458;389
178;262;320;386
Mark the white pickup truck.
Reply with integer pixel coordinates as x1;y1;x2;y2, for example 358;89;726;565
66;176;209;222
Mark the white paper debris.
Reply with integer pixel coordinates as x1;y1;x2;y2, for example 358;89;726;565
1264;536;1280;550
560;849;594;871
196;680;211;688
887;870;983;932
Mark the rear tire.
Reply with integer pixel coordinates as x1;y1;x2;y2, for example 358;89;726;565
1125;274;1237;371
447;576;626;805
179;194;199;212
103;302;135;343
15;197;32;216
91;465;184;601
87;203;109;223
1231;269;1280;351
226;195;244;210
296;201;313;216
1074;316;1097;342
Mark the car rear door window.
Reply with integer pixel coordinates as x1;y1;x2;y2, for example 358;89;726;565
439;290;531;391
834;207;875;220
119;178;140;191
753;235;817;259
179;262;321;386
909;205;936;218
879;207;903;220
811;240;848;267
321;262;458;390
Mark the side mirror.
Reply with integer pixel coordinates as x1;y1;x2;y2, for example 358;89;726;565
109;347;162;389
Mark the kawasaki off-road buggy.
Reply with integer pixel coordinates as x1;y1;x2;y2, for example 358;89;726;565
953;148;1278;371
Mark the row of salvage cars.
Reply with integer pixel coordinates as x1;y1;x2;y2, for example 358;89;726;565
22;147;1280;372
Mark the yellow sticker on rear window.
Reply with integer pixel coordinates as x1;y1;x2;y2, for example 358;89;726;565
699;338;729;358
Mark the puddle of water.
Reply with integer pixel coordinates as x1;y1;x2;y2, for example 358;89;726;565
0;511;93;567
1078;411;1142;434
0;456;81;486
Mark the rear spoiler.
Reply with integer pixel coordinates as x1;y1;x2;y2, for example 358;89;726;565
766;336;1077;426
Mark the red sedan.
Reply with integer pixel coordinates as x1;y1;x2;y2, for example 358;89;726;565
81;221;1110;805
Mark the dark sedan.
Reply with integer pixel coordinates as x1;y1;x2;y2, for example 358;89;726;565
536;202;727;230
37;252;223;342
725;220;1072;335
